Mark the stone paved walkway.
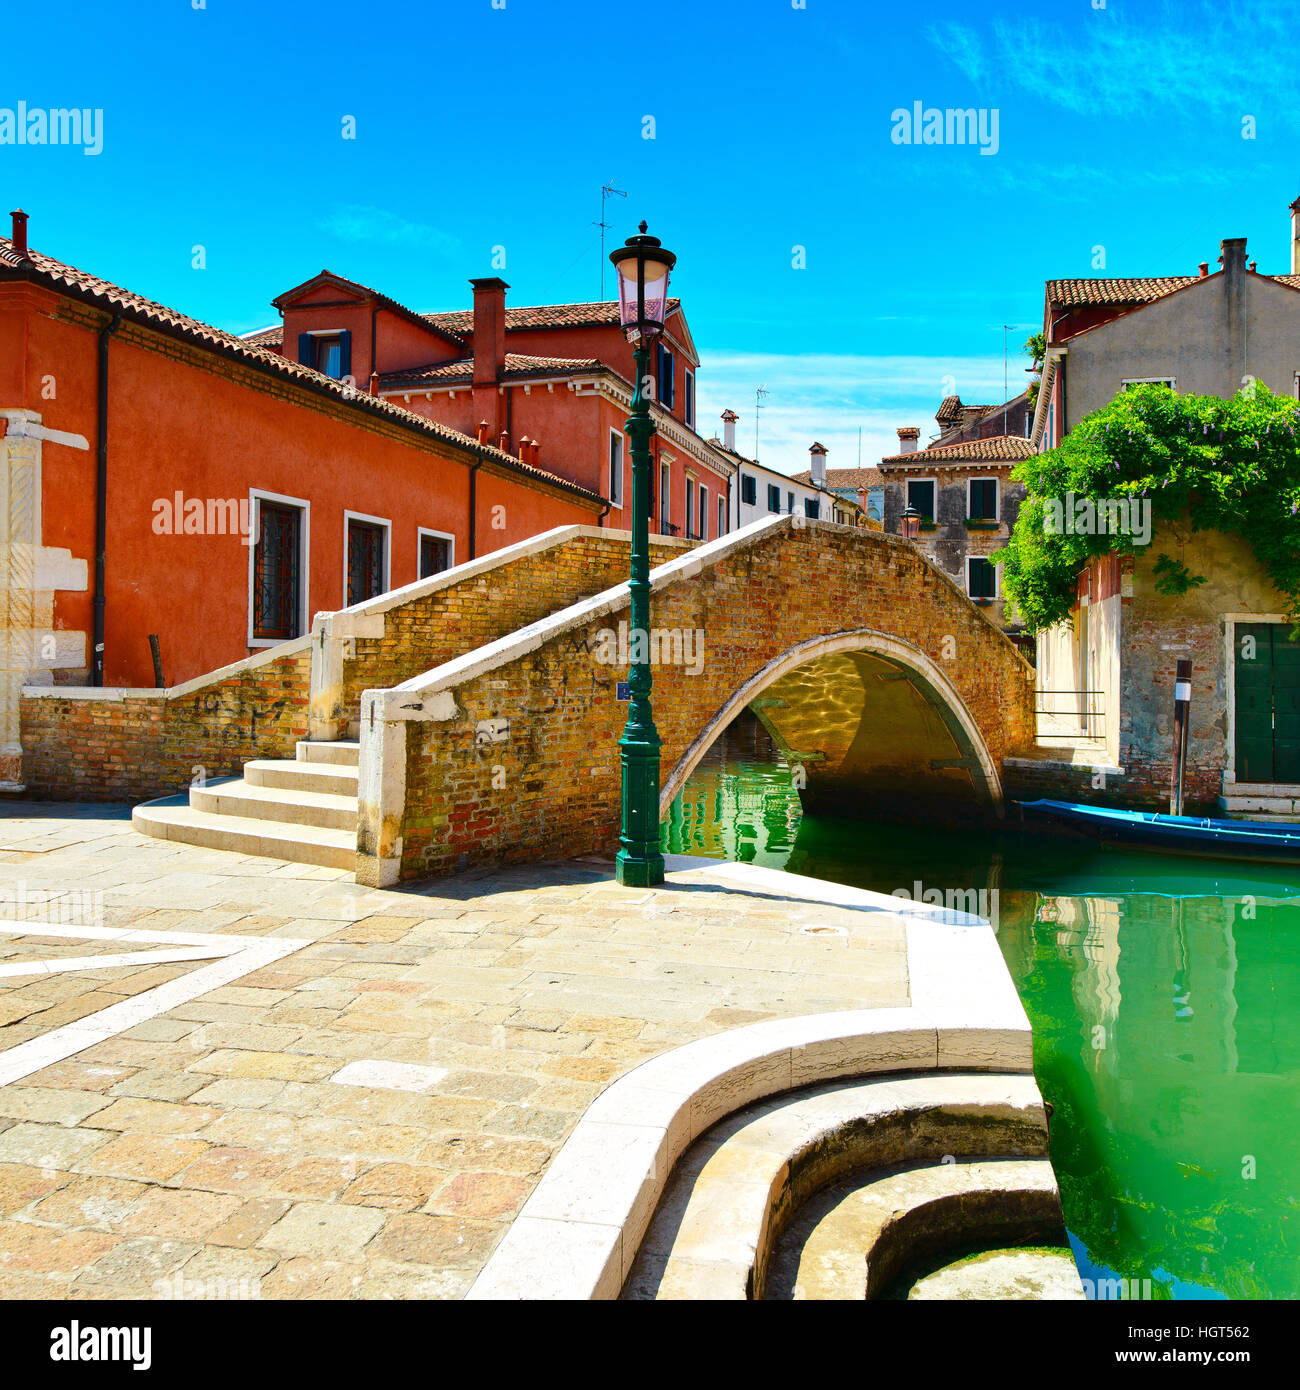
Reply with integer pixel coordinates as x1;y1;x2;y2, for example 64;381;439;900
0;804;908;1299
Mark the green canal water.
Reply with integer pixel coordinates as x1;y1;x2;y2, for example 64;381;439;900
661;727;1300;1300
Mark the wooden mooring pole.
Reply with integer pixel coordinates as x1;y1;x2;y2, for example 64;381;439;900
1169;658;1192;816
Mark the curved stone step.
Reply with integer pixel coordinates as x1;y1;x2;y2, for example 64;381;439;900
765;1157;1066;1300
244;759;358;797
133;797;356;869
190;777;357;831
296;739;360;767
908;1247;1085;1301
623;1071;1054;1301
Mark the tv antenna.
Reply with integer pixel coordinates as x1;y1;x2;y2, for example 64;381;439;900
596;182;627;298
755;385;769;460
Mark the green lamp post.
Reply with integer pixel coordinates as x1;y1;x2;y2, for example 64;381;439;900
608;222;676;887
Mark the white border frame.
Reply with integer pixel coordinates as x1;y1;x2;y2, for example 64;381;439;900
416;526;456;581
966;554;999;602
607;427;625;510
967;475;1000;523
1222;612;1289;785
247;488;311;649
343;509;392;607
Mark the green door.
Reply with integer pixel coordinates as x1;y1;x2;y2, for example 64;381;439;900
1235;624;1300;784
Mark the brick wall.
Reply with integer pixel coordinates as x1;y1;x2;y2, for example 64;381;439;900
390;521;1037;880
19;647;310;802
337;535;683;732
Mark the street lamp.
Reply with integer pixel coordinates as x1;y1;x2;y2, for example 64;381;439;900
608;222;676;887
901;505;921;541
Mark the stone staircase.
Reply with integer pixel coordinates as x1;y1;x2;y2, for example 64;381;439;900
132;741;359;870
1218;781;1300;820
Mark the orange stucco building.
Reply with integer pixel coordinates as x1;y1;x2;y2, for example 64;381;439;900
262;271;735;544
0;212;609;786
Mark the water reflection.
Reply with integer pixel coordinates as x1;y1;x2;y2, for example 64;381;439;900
661;713;1300;1299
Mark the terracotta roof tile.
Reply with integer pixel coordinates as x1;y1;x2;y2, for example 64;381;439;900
424;298;681;334
379;353;602;389
790;467;885;489
0;236;601;504
879;435;1035;466
1045;276;1199;308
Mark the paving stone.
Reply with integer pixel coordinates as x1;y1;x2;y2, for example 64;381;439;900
0;1220;119;1276
427;1171;531;1222
28;1175;149;1230
0;1123;109;1169
80;1134;211;1182
75;1236;197;1293
0;1086;114;1127
257;1201;385;1259
341;1164;451;1213
205;1196;294;1249
82;1097;222;1136
187;1050;337;1082
0;1162;70;1216
259;1257;365;1299
368;1212;500;1268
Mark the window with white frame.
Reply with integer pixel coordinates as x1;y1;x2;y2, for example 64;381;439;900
660;461;671;530
608;428;624;508
250;490;309;644
345;511;391;607
418;528;454;579
685;477;695;538
741;473;757;506
700;485;709;540
767;483;781;513
906;478;936;521
1122;377;1174;391
967;556;997;601
684;368;695;428
967;477;998;521
717;495;726;537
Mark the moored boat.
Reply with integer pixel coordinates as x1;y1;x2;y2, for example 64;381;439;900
1017;799;1300;865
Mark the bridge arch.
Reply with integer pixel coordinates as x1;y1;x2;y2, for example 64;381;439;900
661;628;1004;818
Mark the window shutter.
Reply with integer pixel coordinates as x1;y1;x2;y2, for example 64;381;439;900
339;330;352;381
297;333;314;367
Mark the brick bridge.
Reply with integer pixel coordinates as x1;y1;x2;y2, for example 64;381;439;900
27;519;1038;883
356;515;1035;884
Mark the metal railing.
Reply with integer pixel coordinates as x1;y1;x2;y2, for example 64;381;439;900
1035;690;1106;741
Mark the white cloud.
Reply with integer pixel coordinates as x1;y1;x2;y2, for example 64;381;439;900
318;205;460;255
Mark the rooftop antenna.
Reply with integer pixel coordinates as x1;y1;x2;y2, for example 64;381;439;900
596;181;627;298
755;385;769;460
1002;324;1011;433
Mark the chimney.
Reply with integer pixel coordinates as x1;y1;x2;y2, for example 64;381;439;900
499;430;510;455
721;409;738;452
1197;262;1209;278
1249;259;1257;273
531;438;542;467
897;426;920;455
9;209;28;258
471;277;508;439
1291;196;1300;276
476;420;490;445
1218;237;1247;274
809;441;827;485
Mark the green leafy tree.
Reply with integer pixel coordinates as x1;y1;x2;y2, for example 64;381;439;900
997;383;1300;632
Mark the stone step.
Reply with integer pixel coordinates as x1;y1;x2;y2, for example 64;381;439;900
623;1072;1063;1301
190;777;358;832
767;1156;1066;1300
132;797;356;870
908;1247;1085;1300
296;739;360;767
245;759;358;797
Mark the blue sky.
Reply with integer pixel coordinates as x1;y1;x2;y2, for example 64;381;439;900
4;0;1298;474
